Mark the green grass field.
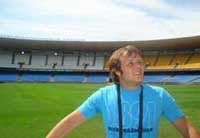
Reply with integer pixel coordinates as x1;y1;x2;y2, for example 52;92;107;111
0;83;199;138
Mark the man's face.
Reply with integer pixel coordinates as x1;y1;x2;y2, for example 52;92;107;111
117;52;144;86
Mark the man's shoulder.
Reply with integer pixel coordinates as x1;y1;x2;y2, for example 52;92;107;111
92;84;116;99
99;83;116;92
143;83;166;95
143;83;164;90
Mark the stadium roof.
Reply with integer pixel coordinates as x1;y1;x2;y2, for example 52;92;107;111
0;35;200;52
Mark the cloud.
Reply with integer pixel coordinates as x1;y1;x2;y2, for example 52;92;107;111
0;0;200;41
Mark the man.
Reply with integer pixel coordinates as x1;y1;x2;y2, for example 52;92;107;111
46;45;198;138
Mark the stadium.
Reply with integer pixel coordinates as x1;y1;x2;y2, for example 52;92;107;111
0;35;200;138
0;35;200;84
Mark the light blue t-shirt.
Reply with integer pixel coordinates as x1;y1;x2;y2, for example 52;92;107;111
78;84;184;138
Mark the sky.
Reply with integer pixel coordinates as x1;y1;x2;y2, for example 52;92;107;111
0;0;200;41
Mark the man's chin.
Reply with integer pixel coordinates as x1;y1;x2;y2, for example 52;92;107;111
134;80;143;85
135;79;143;84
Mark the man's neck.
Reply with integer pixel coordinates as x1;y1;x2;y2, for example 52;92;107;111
120;81;141;90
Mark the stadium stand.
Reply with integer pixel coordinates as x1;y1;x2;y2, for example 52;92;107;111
21;72;51;82
54;72;85;82
0;36;200;84
31;53;47;68
15;52;30;65
143;74;171;83
156;54;173;66
191;77;200;83
48;54;62;67
143;55;157;67
167;74;200;83
103;56;110;70
187;53;200;64
0;50;16;68
87;72;108;83
62;53;79;69
0;71;17;81
171;53;190;66
87;56;104;70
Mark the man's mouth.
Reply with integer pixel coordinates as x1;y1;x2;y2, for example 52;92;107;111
135;72;141;75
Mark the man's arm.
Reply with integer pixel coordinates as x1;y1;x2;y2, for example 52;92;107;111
172;116;200;138
186;118;200;138
46;110;87;138
172;116;190;138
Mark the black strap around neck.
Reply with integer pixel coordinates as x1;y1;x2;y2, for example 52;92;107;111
116;84;143;138
117;84;123;138
138;85;143;138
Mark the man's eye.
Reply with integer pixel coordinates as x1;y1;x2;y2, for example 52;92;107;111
128;62;133;66
127;61;144;66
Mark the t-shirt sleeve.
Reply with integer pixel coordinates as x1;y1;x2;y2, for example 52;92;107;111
162;89;184;122
77;89;102;119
